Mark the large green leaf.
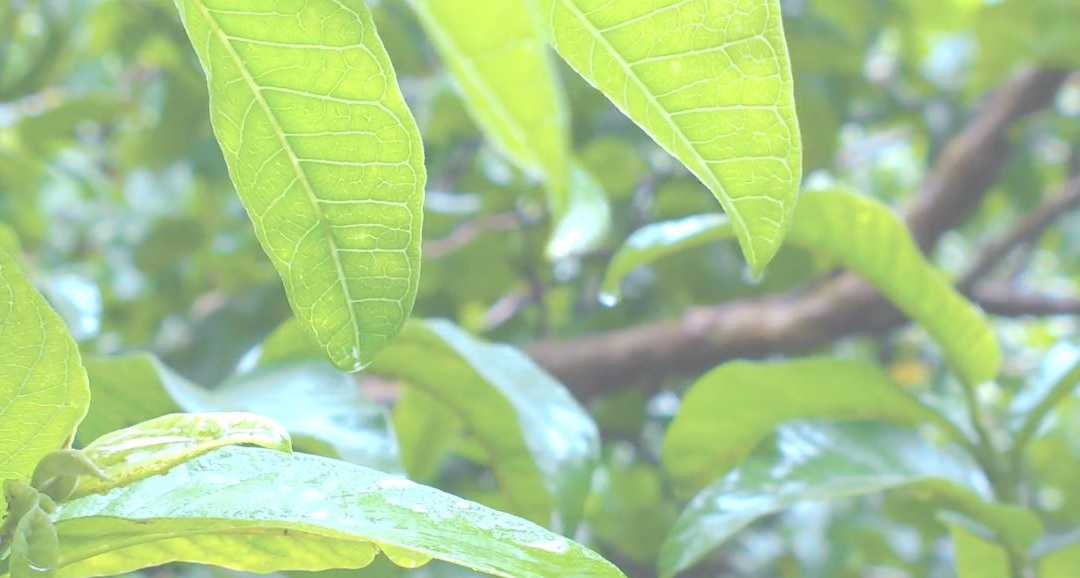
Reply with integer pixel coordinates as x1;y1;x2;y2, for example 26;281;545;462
660;422;1039;577
949;523;1010;578
81;354;401;473
542;0;802;273
602;189;1000;385
662;357;962;493
407;0;569;209
173;0;426;371
0;244;90;482
368;319;599;532
43;447;624;578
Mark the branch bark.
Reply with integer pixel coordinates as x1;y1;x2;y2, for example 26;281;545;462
528;68;1069;401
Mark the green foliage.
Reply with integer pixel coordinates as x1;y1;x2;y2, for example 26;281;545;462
0;243;89;482
173;0;426;371
542;0;802;273
604;189;1001;386
4;1;1080;577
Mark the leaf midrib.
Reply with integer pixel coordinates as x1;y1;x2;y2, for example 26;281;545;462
553;0;757;261
192;0;361;357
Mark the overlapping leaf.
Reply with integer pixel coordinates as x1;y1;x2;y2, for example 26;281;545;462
408;0;569;208
0;242;90;482
603;189;1000;385
662;357;962;493
81;354;401;472
368;319;599;532
660;422;1040;577
173;0;426;371
46;447;625;578
72;412;292;499
541;0;802;273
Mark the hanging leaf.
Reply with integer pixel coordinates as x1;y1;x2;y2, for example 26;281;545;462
172;0;426;371
602;189;1000;386
50;447;625;578
368;319;599;532
662;357;963;493
541;0;802;274
546;165;613;260
0;241;90;482
407;0;570;210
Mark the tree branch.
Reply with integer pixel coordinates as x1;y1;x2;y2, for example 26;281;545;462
528;68;1069;401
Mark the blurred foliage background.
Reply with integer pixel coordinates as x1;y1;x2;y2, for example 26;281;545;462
2;0;1080;576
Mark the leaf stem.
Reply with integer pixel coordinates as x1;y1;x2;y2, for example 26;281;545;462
1011;359;1080;464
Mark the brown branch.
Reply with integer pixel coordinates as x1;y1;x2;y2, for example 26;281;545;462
527;68;1069;401
972;284;1080;317
961;175;1080;287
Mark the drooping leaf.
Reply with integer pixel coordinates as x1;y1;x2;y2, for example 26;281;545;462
368;319;599;532
662;357;962;493
9;504;58;578
71;412;292;499
546;165;612;260
603;189;1000;385
172;0;426;371
0;243;90;482
660;422;1039;578
47;447;625;578
82;354;402;473
542;0;802;273
407;0;570;210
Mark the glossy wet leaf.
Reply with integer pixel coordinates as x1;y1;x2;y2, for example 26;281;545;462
603;189;1000;385
0;244;90;482
173;0;426;371
368;319;599;532
71;412;291;499
546;165;612;260
662;358;960;493
10;506;58;578
542;0;802;273
82;354;401;472
48;447;624;578
660;422;1038;577
408;0;570;211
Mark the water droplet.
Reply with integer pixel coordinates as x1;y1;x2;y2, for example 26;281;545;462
742;264;764;285
381;545;433;569
598;292;619;308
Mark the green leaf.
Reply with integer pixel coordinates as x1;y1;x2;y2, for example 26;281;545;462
660;422;1038;578
546;164;612;260
662;357;961;493
603;189;1000;385
10;506;58;578
393;387;462;483
407;0;570;210
542;0;802;273
949;523;1010;578
71;412;292;499
0;244;90;482
82;354;402;473
172;0;426;371
368;319;599;532
47;447;625;578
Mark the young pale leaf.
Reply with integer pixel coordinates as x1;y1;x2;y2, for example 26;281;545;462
71;412;291;499
172;0;426;371
603;189;1000;386
546;165;612;260
662;358;962;493
49;447;625;578
542;0;802;273
82;354;401;473
0;245;90;482
660;422;1038;578
10;506;58;578
368;319;599;532
407;0;570;210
